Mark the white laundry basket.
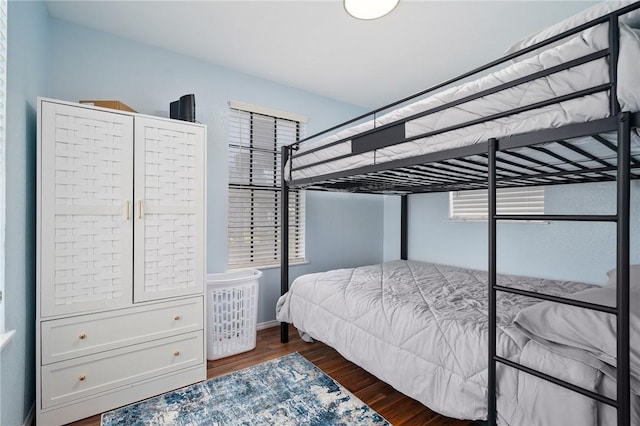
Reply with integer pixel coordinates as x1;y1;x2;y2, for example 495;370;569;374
206;269;262;360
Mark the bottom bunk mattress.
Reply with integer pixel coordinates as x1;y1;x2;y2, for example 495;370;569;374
275;260;638;425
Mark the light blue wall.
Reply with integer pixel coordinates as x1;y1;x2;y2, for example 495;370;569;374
260;192;384;323
384;182;640;285
49;18;383;324
1;1;50;425
383;195;401;262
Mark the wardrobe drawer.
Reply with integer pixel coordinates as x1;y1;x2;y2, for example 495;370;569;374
41;297;203;365
41;330;203;409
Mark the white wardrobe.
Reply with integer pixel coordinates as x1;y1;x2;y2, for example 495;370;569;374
36;98;207;425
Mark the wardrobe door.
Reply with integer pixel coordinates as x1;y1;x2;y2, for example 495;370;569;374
40;102;134;317
133;117;205;302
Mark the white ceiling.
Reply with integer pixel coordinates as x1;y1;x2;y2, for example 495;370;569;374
46;0;598;109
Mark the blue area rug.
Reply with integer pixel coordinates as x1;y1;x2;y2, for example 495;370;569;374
101;352;391;425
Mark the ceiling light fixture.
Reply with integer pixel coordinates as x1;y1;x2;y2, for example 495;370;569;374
344;0;399;20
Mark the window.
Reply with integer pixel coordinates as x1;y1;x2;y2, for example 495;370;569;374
228;102;306;269
449;187;545;221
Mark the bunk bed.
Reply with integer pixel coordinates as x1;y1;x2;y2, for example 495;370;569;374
276;2;640;425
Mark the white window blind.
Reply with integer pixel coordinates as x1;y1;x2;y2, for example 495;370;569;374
450;187;545;221
228;106;305;269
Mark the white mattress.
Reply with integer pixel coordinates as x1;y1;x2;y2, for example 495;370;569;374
289;22;640;182
275;260;639;425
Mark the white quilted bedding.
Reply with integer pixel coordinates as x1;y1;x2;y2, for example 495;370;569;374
289;21;640;181
276;260;639;425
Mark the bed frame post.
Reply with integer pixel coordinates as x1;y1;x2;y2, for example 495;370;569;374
280;145;290;344
609;14;620;116
612;9;629;423
401;195;408;260
617;112;631;426
487;138;498;426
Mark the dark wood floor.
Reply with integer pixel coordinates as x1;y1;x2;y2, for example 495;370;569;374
66;325;479;426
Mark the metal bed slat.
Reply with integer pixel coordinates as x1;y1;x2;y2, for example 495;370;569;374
443;158;490;173
529;146;594;171
491;155;556;176
406;165;478;182
500;117;618;152
554;139;638;179
397;171;467;186
371;175;425;188
557;140;614;168
500;169;600;184
410;178;531;194
414;163;487;182
499;150;572;173
445;158;518;178
494;165;624;185
427;161;489;177
498;144;606;177
593;134;640;166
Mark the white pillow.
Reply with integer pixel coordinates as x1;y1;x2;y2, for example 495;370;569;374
515;273;640;381
505;1;640;60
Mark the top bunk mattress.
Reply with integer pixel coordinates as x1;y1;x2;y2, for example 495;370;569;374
288;19;640;183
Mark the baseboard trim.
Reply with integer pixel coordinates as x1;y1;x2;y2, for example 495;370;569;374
256;320;279;331
23;402;35;426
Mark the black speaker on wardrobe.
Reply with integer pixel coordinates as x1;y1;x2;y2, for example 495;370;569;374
179;94;196;122
169;100;179;120
169;94;196;122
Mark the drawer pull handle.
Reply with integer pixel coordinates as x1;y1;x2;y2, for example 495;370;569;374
79;333;87;340
174;351;180;357
79;375;86;381
174;315;181;321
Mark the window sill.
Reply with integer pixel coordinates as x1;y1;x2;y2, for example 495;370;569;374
0;329;16;352
230;259;310;271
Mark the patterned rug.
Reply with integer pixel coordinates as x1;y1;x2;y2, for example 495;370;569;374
101;352;390;425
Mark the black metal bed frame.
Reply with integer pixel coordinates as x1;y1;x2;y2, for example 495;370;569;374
279;3;640;425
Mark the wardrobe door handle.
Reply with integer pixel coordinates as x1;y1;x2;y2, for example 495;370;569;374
137;200;143;219
124;201;130;221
